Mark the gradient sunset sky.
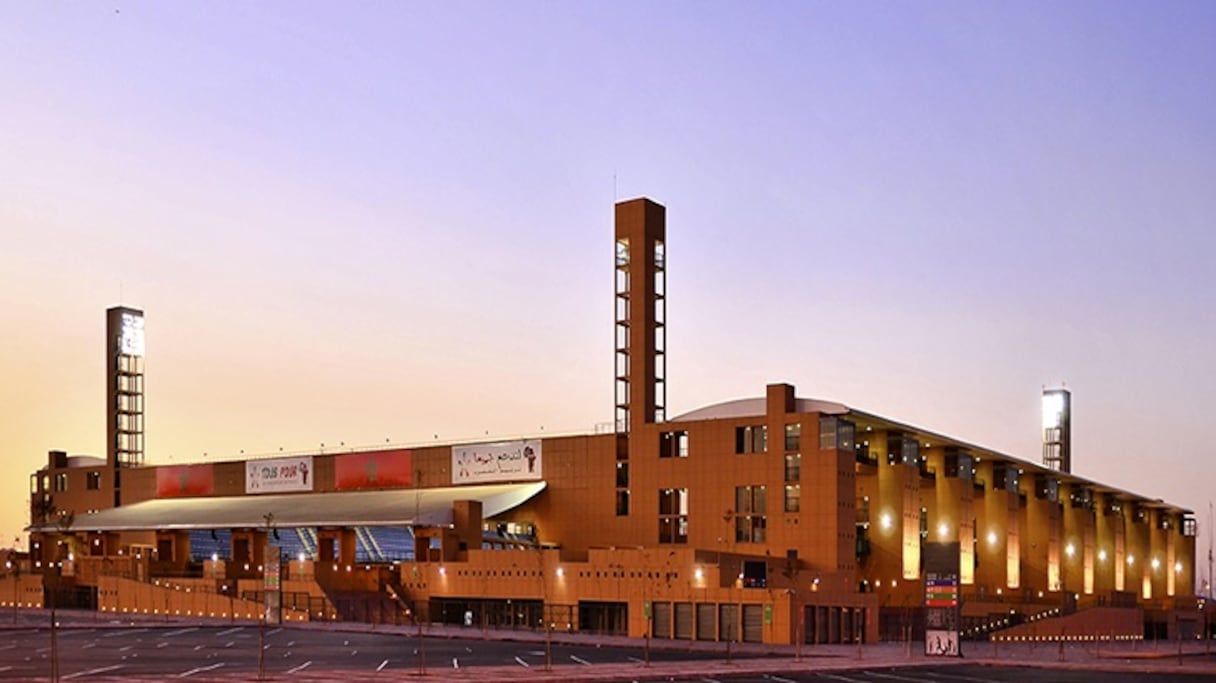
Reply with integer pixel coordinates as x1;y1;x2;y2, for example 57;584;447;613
1;3;1214;580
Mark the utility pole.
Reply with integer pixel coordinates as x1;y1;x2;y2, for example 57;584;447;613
414;468;426;676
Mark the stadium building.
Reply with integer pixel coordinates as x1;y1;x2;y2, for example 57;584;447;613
16;198;1200;645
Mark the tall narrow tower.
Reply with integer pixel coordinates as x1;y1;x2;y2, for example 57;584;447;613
1041;387;1071;473
106;306;145;506
614;198;666;434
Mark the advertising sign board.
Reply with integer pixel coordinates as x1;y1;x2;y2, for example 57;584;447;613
246;456;313;494
452;440;542;484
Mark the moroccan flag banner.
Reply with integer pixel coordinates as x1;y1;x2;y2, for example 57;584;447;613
335;449;412;490
156;464;215;498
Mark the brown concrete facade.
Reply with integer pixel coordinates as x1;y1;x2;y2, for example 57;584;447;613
23;197;1197;645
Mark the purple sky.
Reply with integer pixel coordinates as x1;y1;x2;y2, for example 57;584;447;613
2;2;1214;582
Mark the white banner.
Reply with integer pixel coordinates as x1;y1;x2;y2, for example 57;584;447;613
452;440;542;485
246;456;314;494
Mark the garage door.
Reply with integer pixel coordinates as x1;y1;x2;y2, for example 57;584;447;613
652;602;671;639
674;602;693;640
742;604;763;643
696;603;716;640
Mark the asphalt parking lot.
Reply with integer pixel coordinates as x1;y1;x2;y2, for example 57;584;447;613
4;614;1216;682
0;623;763;679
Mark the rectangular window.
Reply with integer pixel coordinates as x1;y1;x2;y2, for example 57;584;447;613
784;423;800;451
659;488;689;544
784;453;801;482
616;489;630;516
659;430;689;458
856;496;871;526
86;472;101;490
53;473;68;492
836;419;855;451
734;425;767;454
616;462;630;488
784;485;800;513
819;417;837;450
886;435;921;467
944;450;973;480
734;485;767;543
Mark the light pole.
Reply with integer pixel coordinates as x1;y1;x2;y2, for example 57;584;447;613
721;509;739;662
7;540;19;625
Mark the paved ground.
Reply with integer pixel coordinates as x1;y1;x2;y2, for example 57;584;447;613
2;609;1216;681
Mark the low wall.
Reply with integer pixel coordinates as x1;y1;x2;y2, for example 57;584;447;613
97;576;309;622
992;607;1142;642
0;574;45;609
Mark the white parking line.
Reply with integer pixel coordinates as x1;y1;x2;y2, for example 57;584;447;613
62;664;124;680
377;659;388;671
268;628;282;635
918;673;1004;683
286;661;312;674
216;627;243;637
103;629;146;638
80;643;97;650
701;678;722;683
178;662;225;678
817;674;868;683
0;666;11;673
164;627;198;637
570;654;592;666
766;675;797;683
514;656;530;668
865;673;929;683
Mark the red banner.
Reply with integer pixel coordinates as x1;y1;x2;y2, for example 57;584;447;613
335;449;412;490
156;464;215;498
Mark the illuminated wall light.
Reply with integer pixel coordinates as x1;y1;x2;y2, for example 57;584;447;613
694;567;704;580
1065;543;1075;558
987;531;998;546
556;567;564;577
880;513;893;530
1098;549;1107;561
439;566;446;576
1151;558;1160;571
937;522;949;539
1176;562;1183;574
1127;555;1135;566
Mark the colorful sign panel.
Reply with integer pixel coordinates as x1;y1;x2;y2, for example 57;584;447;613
245;456;314;494
452;439;542;485
923;541;962;658
335;449;412;490
156;464;215;498
924;577;959;607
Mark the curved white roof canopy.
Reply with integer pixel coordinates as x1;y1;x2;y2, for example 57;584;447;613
28;481;546;533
